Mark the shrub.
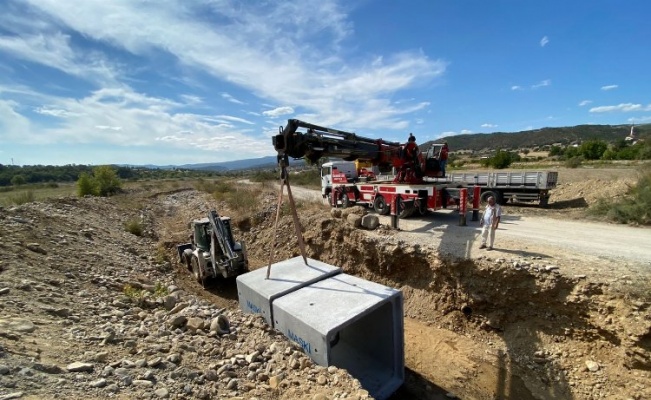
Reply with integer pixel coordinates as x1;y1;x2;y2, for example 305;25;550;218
93;165;122;196
580;140;608;160
77;172;98;196
588;165;651;225
8;190;35;205
250;170;278;182
125;218;144;236
290;169;320;188
10;175;26;186
564;157;582;168
482;150;515;169
76;166;122;197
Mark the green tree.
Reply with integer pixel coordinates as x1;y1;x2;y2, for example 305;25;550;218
482;149;514;169
93;165;122;196
10;175;26;186
564;146;580;159
602;149;616;160
580;140;608;160
77;172;98;196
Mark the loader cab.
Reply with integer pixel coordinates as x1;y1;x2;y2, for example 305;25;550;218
192;218;211;251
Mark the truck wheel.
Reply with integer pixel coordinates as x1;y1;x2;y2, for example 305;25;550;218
190;255;203;284
480;191;500;205
539;195;549;208
416;199;428;216
373;196;390;215
341;192;350;208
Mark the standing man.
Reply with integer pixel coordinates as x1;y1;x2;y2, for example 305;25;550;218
439;142;449;177
479;196;501;250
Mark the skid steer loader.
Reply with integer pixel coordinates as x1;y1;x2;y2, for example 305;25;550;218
177;210;248;286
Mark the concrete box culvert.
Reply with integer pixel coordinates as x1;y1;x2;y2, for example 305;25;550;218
236;256;342;327
272;273;404;400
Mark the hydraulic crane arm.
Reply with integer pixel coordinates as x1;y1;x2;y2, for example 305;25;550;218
272;119;401;165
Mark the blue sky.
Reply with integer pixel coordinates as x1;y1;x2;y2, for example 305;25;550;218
1;0;650;166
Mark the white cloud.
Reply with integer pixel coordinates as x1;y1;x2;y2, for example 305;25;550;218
531;79;551;89
35;106;82;117
589;103;651;113
578;100;592;107
481;123;497;128
460;129;473;134
180;95;202;105
1;87;272;159
95;125;122;131
213;115;255;125
263;106;295;117
0;1;450;163
0;99;31;141
222;93;245;105
9;1;445;131
511;85;522;91
601;84;618;91
540;36;549;47
0;31;120;85
628;116;651;123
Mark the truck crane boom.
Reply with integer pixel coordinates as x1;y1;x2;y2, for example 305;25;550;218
273;119;441;184
272;119;400;165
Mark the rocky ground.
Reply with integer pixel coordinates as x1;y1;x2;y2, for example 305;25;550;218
1;168;650;400
0;195;370;400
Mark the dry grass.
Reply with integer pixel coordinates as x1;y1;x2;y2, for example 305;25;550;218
0;184;76;206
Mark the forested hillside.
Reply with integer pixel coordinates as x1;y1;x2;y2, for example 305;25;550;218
0;164;219;187
422;123;651;152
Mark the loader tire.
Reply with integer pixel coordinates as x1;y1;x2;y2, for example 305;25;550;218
190;255;202;284
182;251;192;272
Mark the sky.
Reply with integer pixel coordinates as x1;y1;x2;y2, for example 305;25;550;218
1;1;650;166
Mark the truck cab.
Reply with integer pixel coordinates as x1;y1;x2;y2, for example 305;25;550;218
321;161;357;198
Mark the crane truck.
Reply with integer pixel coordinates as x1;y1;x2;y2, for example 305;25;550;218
273;119;557;218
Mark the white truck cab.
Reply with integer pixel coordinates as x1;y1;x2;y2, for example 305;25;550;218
320;161;357;198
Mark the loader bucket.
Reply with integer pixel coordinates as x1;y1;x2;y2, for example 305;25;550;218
176;243;192;262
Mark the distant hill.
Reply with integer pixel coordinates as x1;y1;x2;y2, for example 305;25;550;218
421;123;651;153
132;155;306;171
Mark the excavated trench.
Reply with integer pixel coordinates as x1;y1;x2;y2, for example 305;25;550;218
232;209;608;400
156;189;648;400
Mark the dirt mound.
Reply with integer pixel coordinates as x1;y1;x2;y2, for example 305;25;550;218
551;178;636;206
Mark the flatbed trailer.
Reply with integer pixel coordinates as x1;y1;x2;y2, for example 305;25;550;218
442;170;558;207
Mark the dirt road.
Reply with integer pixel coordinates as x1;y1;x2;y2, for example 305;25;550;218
288;184;650;277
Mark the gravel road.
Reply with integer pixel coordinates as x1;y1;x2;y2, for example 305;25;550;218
287;185;651;273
